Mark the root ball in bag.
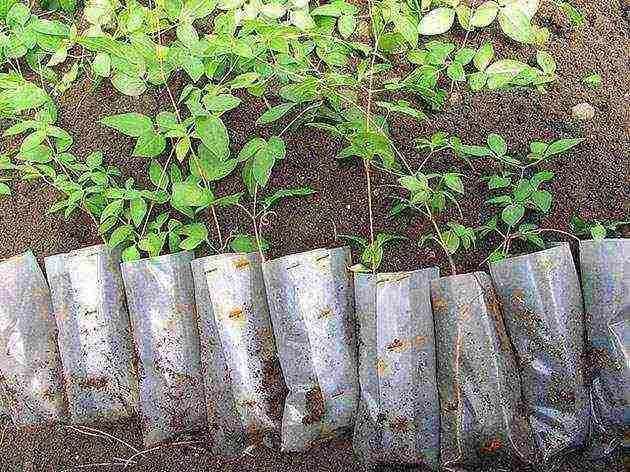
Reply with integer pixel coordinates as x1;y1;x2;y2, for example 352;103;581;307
191;252;286;454
0;251;66;427
262;247;359;452
353;268;441;469
121;252;207;447
45;244;139;424
490;244;589;466
579;239;629;459
431;272;538;471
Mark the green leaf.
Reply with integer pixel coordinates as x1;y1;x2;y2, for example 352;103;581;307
487;133;507;156
109;225;134;248
134;131;166;158
536;50;556;74
473;42;494;71
444;173;464;193
471;1;499;27
582;73;602;88
590;224;606;240
488;175;512;189
442;230;460;255
202;93;241;113
122;245;141;262
31;19;70;36
447;62;465;82
498;5;536;44
418;7;456;35
195;115;229;160
92;52;111;77
501;203;525;226
111;73;146;97
394;14;418;47
149;160;168;189
262;187;316;211
252;146;275;188
101;113;153;137
176;22;199;48
545;138;584;157
531;190;552;212
230;234;268;253
267;136;286;160
172;181;213;207
0;182;11;196
256;103;294;125
130;198;147;227
238;138;266;162
338;14;356;39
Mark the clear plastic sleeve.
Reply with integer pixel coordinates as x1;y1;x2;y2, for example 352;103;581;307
262;247;359;451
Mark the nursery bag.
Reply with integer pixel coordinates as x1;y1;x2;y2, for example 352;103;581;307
353;268;441;470
0;251;66;426
121;251;207;446
490;243;589;466
431;272;538;471
45;244;139;424
191;252;286;454
262;247;359;451
579;239;629;459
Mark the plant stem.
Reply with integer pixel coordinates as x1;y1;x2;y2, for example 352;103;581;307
424;202;457;276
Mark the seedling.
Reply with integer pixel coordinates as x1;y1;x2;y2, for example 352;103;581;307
341;233;407;273
570;215;629;240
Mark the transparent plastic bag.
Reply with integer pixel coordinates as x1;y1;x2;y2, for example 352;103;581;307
431;272;538;471
121;252;207;447
45;244;139;424
490;244;589;466
262;247;359;451
353;268;441;470
579;239;629;459
191;252;286;455
0;251;66;427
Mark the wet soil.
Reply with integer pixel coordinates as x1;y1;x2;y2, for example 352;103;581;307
0;0;628;471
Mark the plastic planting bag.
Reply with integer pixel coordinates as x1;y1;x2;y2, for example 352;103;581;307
490;243;589;466
121;252;207;447
353;268;441;470
579;239;629;459
430;272;538;471
191;252;286;454
0;251;66;427
262;247;359;451
45;245;139;424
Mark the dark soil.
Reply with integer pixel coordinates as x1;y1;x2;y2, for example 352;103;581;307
0;0;628;471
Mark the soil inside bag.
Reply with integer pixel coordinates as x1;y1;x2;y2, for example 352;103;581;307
45;244;139;424
579;239;629;459
262;247;359;452
0;251;66;427
353;268;441;470
191;252;286;454
121;251;207;447
489;244;589;467
431;271;538;471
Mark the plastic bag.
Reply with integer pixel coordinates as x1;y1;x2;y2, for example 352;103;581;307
430;271;538;471
353;268;441;470
45;244;139;424
191;252;286;454
121;252;207;447
0;251;66;427
579;239;629;459
262;247;359;451
489;243;589;466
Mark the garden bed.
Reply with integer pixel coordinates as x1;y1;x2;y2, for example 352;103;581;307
0;0;628;470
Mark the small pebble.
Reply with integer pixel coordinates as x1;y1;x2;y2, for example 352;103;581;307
572;103;596;121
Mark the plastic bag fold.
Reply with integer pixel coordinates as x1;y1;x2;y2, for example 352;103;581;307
353;268;441;470
579;239;629;459
262;247;359;451
191;252;286;454
0;251;66;427
490;244;589;466
431;271;538;471
45;244;139;424
121;252;207;447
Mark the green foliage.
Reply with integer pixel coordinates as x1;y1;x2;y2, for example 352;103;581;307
342;232;407;273
582;72;602;88
570;215;629;240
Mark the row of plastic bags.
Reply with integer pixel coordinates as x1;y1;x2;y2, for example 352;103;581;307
0;240;627;471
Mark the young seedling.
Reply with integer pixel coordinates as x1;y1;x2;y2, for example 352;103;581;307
570;214;630;240
341;232;407;273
